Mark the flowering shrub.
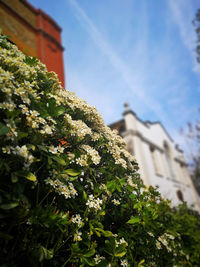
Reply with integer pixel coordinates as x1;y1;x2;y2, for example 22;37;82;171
0;34;200;266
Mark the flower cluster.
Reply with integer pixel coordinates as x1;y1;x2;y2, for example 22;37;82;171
71;214;83;228
48;145;64;155
45;178;78;200
127;176;138;188
5;121;18;141
73;231;82;242
0;100;16;111
115;237;128;247
2;145;35;169
156;233;175;252
94;254;105;264
112;199;120;206
86;194;103;212
64;114;92;139
80;144;101;165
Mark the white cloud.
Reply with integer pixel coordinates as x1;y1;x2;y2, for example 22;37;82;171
169;0;200;73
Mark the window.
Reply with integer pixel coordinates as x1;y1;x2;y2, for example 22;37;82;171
164;142;175;180
127;140;134;155
176;190;184;202
150;146;161;176
118;125;125;135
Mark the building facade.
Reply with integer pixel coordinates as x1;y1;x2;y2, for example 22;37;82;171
110;103;200;211
0;0;65;86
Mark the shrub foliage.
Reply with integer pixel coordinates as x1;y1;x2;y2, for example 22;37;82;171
0;34;200;266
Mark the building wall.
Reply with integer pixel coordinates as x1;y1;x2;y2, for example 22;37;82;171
116;107;200;211
0;0;65;86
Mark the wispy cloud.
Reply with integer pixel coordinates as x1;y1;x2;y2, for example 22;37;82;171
169;0;200;73
68;0;170;123
66;0;200;150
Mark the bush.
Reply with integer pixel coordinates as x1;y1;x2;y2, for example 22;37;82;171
0;34;200;266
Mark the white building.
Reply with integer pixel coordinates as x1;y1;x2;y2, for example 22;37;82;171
109;103;200;211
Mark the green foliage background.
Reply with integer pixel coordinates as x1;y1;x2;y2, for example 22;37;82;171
0;34;200;267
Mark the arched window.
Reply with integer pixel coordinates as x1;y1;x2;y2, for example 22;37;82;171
118;125;125;135
164;142;175;180
150;146;162;176
127;140;134;155
176;190;184;202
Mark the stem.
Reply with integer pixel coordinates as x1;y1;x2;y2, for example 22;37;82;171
38;189;52;206
62;254;72;267
35;162;45;174
36;183;40;205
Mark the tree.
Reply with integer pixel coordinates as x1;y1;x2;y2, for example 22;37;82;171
183;111;200;196
193;9;200;63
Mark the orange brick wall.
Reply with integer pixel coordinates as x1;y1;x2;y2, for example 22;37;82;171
0;0;65;87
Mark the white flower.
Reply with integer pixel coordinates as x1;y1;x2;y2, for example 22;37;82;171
86;194;103;212
73;231;82;242
94;254;105;264
45;178;78;200
80;144;101;165
48;145;64;155
115;237;128;247
120;259;128;267
49;146;58;154
0;101;16;111
112;199;120;206
148;232;154;237
43;125;53;134
19;104;29;114
76;154;88;166
2;146;11;154
156;240;162;249
13;145;28;158
72;214;82;227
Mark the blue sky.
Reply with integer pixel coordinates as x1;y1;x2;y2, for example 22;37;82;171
30;0;200;152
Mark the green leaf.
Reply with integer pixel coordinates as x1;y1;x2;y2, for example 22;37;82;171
14;171;37;182
0;232;13;240
114;251;127;257
48;157;53;165
51;156;66;166
0;202;19;210
95;228;113;237
98;210;105;216
23;56;38;66
83;191;87;201
129;193;137;199
83;248;95;258
94;229;101;237
11;173;18;183
65;169;80;176
54;106;65;116
26;144;35;151
69;176;79;182
17;132;28;140
106;180;116;193
104;238;116;256
127;217;140;224
38;246;53;262
116;183;122;192
26;172;37;182
0;122;10;136
38;145;48;152
138;259;145;267
82;257;95;266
